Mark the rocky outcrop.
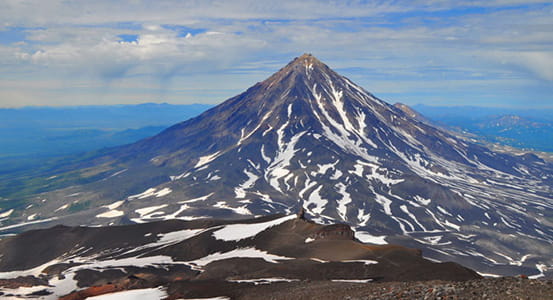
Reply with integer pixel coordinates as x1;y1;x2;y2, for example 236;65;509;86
309;224;354;241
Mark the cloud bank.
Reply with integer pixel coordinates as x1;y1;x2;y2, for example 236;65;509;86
0;0;552;107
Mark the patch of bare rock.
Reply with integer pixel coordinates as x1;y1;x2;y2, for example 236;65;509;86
231;277;553;300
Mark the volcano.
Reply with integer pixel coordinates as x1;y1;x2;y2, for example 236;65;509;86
2;54;552;277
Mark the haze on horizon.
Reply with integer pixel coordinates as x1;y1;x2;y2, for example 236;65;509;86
0;0;552;109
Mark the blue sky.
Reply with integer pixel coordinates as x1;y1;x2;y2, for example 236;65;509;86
0;0;552;108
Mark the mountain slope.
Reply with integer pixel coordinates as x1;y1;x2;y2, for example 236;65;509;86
1;54;552;277
0;214;480;299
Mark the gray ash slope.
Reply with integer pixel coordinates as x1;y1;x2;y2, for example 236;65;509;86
3;54;553;277
0;214;480;299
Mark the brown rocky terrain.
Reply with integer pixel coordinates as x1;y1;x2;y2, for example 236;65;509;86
55;276;553;299
0;214;484;299
232;277;553;300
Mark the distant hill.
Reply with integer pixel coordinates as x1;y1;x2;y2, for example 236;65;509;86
413;104;553;152
0;103;213;160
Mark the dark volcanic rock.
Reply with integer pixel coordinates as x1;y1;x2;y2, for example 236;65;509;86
0;275;48;289
0;214;481;298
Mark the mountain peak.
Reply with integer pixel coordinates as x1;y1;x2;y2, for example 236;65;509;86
276;53;328;77
294;53;328;69
294;53;320;65
261;53;348;96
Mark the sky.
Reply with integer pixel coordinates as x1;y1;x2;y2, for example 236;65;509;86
1;0;552;108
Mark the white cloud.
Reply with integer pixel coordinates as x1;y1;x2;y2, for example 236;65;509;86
1;1;551;27
15;25;267;79
0;0;408;27
0;0;552;107
485;51;553;81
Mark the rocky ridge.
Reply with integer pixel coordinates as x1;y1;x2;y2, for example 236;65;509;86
0;213;480;299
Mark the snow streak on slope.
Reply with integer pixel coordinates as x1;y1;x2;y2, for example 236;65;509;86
187;248;293;268
335;183;352;221
235;169;259;199
86;288;168;300
212;214;295;241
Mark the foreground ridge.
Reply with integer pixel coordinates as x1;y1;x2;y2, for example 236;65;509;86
0;214;480;299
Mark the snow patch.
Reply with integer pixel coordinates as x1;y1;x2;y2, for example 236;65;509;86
330;169;343;180
157;229;204;245
443;220;461;231
354;231;387;245
0;285;52;299
195;151;221;168
335;183;352;221
96;210;124;218
214;202;252;215
357;209;371;226
212;214;295;241
0;209;14;218
86;287;167;300
304;185;327;215
136;205;168;217
341;259;378;265
228;277;299;285
179;193;213;204
0;217;57;232
414;195;431;206
529;264;548;279
374;193;392;216
187;248;292;268
266;130;306;193
235;169;259;199
478;272;502;278
400;205;427;231
155;188;172;197
331;279;374;283
128;187;172;200
105;169;128;180
104;200;124;210
0;259;60;279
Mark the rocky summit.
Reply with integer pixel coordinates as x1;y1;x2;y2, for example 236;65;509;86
1;54;552;278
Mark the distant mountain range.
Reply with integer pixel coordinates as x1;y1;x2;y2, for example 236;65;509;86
0;103;212;160
413;104;553;152
1;54;551;279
